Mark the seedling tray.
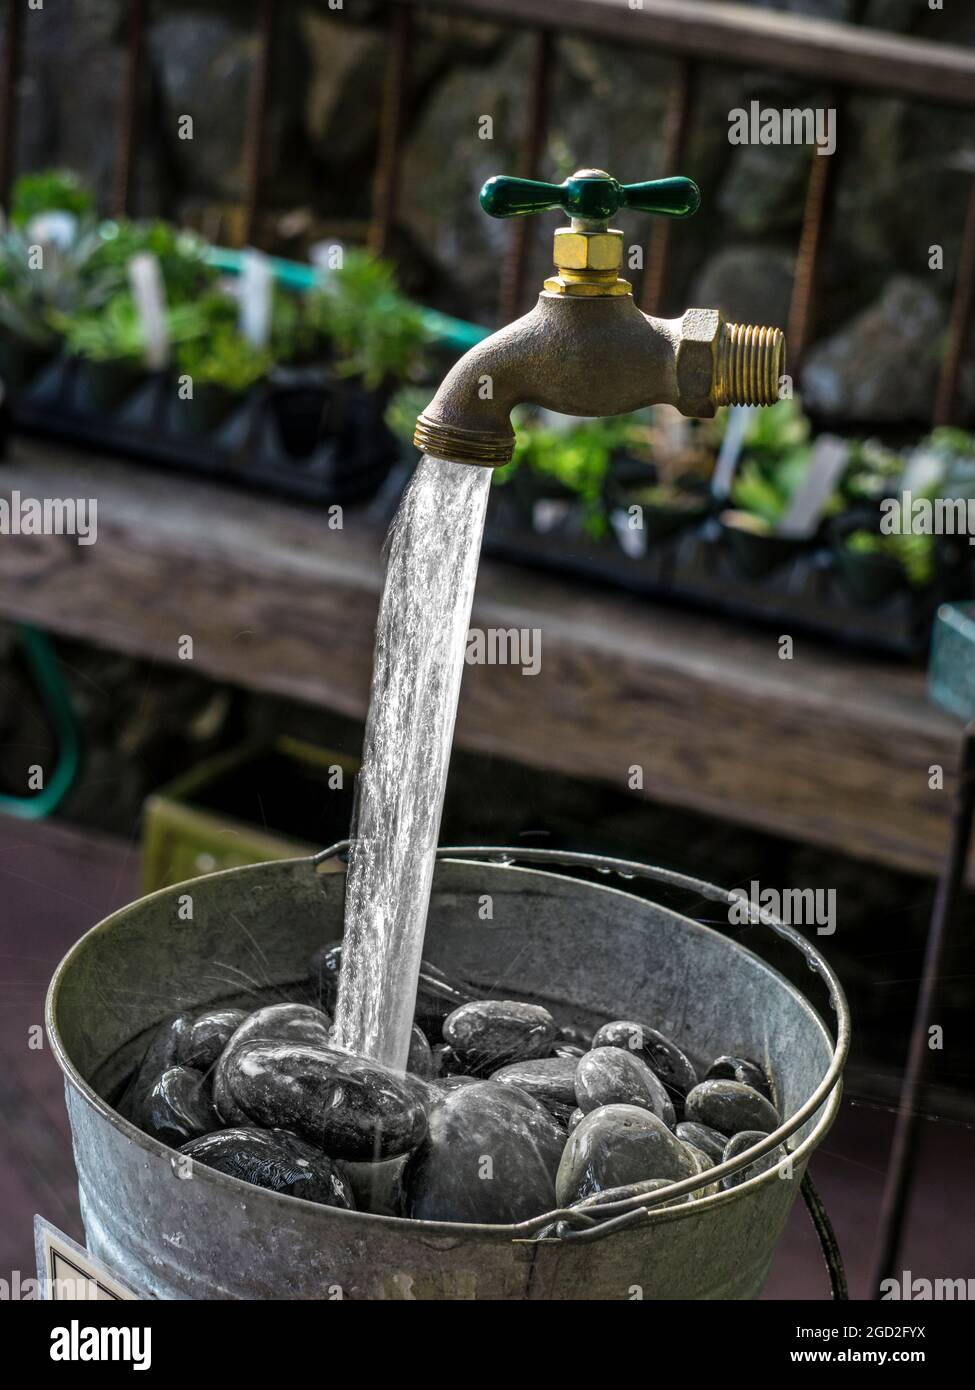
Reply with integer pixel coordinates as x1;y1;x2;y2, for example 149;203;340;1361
6;355;397;505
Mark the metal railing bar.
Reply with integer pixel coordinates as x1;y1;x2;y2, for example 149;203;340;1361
498;28;552;325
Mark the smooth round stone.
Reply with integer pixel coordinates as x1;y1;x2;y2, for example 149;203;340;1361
720;1130;783;1190
681;1142;720;1198
556;1104;698;1206
675;1121;727;1163
401;1080;564;1224
706;1054;774;1102
568;1107;585;1133
442;1000;556;1074
140;1065;219;1147
212;1003;333;1125
591;1020;698;1099
431;1043;467;1078
119;1014;191;1122
553;1042;586;1060
428;1074;481;1098
407;1024;435;1079
574;1046;676;1128
180;1127;355;1209
177;1009;248;1073
225;1042;429;1161
556;1025;593;1051
491;1056;578;1108
684;1079;780;1136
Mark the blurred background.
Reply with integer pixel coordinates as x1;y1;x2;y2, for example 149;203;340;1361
1;0;975;1299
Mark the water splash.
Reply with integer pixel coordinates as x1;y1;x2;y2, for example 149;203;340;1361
333;455;492;1072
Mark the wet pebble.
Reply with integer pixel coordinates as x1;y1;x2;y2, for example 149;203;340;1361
684;1079;780;1136
675;1120;727;1163
574;1046;676;1128
553;1042;586;1061
568;1107;585;1133
225;1042;429;1161
720;1130;784;1190
491;1056;578;1109
177;1009;248;1073
401;1080;564;1224
140;1065;219;1147
309;943;477;1035
180;1127;356;1209
118;1014;191;1122
591;1020;698;1101
571;1174;692;1214
706;1054;774;1102
556;1104;698;1206
212;1003;333;1125
442;1000;556;1074
555;1025;593;1051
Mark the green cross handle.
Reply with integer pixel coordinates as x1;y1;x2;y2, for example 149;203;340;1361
479;169;701;223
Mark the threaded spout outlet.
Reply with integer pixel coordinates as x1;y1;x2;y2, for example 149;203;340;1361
716;323;786;407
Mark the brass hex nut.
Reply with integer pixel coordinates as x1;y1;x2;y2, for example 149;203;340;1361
553;227;622;272
675;307;724;418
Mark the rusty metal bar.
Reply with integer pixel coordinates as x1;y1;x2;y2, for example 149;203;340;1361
786;146;835;378
869;719;975;1297
498;30;552;324
933;173;975;428
640;58;695;318
113;0;146;218
368;8;413;260
242;0;277;247
0;0;24;207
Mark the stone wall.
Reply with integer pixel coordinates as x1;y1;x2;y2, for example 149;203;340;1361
4;0;975;422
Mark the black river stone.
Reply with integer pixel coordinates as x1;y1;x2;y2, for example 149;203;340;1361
591;1020;698;1100
119;1014;191;1123
224;1042;429;1161
401;1080;564;1224
683;1079;780;1136
706;1054;774;1102
180;1127;356;1209
407;1024;435;1079
574;1046;676;1128
720;1129;783;1189
177;1008;248;1074
675;1120;728;1163
442;1000;556;1074
140;1065;219;1147
491;1056;578;1108
212;1003;333;1125
556;1104;698;1206
571;1175;691;1214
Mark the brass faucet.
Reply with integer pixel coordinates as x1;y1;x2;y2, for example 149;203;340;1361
414;170;785;468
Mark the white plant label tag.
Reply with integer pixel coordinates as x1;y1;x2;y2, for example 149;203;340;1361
34;1216;138;1300
779;435;848;538
532;498;572;533
711;405;757;500
239;249;273;347
127;252;169;371
611;507;647;558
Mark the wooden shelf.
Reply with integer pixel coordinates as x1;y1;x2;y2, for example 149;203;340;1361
0;437;965;882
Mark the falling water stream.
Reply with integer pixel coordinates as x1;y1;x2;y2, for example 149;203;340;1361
333;455;492;1073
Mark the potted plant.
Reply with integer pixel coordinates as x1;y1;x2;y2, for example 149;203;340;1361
495;415;633;539
266;288;333;458
831;515;934;605
605;413;713;544
174;323;272;433
57;292;206;414
304;249;431;461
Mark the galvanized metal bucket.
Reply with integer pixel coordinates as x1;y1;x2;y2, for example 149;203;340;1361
47;845;848;1300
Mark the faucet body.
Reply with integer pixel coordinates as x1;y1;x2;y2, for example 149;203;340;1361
415;170;785;468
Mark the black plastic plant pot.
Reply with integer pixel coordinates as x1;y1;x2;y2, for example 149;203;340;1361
269;383;333;459
509;467;578;523
73;357;143;415
0;331;53;393
180;382;241;435
719;509;800;580
611;487;710;543
831;536;908;605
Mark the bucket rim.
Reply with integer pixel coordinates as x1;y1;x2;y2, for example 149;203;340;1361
46;844;849;1243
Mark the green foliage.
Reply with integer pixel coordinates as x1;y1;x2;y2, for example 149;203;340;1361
845;528;934;588
840;437;903;504
0;224;118;349
88;219;216;303
385;384;433;449
306;249;431;389
497;415;644;538
57;292;208;365
739;397;810;461
175;325;272;394
7;169;94;228
730;446;813;527
269;288;318;365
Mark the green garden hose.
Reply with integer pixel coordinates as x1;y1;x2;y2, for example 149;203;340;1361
0;625;80;820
